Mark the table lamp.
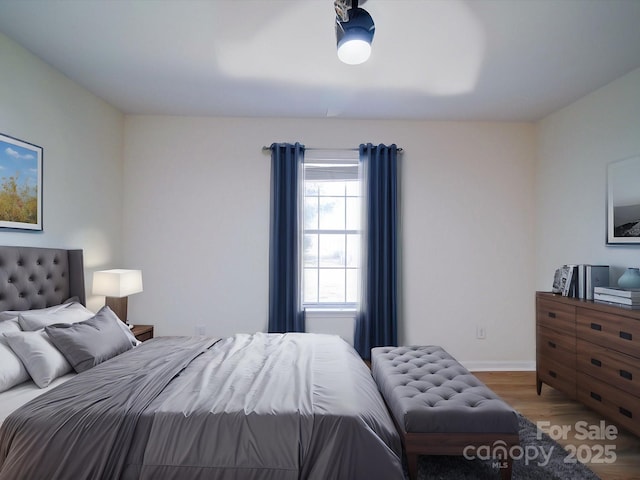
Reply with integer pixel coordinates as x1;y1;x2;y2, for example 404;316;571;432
92;269;143;324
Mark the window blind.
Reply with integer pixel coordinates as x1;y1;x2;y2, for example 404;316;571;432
303;150;359;181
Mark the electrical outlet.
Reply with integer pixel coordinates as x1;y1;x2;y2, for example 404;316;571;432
476;325;486;340
195;324;205;336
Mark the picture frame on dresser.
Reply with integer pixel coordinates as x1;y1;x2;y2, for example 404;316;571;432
607;155;640;244
0;133;43;231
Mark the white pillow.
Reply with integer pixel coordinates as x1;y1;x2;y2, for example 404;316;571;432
0;319;30;392
18;302;94;331
3;330;73;388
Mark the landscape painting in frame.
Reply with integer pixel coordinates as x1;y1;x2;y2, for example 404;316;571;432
0;133;42;231
607;155;640;244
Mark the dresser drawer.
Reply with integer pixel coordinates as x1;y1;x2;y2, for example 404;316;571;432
577;339;640;398
537;357;576;398
577;307;640;358
537;325;576;367
537;298;576;336
577;371;640;437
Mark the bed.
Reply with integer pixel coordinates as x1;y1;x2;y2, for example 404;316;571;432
0;246;403;480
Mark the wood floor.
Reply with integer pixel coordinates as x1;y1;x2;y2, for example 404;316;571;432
475;371;640;480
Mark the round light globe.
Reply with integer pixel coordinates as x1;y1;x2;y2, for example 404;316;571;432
337;39;371;65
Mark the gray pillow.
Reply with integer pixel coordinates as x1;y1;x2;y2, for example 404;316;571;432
45;306;134;373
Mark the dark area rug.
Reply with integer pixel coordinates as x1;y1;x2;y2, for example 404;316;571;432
413;414;602;480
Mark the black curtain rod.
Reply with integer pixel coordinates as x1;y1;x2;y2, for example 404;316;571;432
261;146;403;152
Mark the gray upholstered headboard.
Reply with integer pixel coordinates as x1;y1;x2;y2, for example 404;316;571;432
0;246;85;312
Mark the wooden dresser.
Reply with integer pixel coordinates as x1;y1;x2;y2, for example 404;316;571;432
536;292;640;436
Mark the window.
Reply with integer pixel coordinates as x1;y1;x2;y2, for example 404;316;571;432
302;151;360;308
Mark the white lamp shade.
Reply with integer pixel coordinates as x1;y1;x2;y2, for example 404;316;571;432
93;269;143;298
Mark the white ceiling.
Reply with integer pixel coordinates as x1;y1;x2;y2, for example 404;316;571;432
1;0;640;121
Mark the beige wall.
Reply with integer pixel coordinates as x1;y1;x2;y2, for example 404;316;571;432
123;116;537;367
536;67;640;291
0;33;125;311
9;28;638;369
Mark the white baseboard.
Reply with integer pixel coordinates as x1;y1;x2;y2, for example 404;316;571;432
461;360;536;372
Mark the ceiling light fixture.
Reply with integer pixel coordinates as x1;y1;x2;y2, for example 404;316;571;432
335;0;375;65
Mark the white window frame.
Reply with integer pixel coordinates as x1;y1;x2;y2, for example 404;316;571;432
302;150;360;311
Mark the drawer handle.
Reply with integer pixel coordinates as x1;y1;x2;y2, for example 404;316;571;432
591;323;602;331
548;341;556;349
548;312;556;319
590;392;602;402
620;370;633;381
549;370;557;378
619;407;633;419
619;331;632;341
591;358;602;367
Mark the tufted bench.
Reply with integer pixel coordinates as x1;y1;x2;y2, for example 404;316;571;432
371;346;519;480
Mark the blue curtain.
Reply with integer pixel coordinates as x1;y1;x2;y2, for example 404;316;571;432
268;142;306;333
354;143;398;359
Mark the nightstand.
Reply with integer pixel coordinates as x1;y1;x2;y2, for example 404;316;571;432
130;324;154;342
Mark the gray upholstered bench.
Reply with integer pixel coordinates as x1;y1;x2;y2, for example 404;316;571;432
371;346;519;480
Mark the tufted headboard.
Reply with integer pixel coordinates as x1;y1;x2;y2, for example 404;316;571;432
0;246;85;312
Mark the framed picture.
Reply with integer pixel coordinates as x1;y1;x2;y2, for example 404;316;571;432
607;155;640;244
0;133;43;231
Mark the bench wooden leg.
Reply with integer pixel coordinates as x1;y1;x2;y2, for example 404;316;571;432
406;452;418;480
406;452;512;480
500;456;513;480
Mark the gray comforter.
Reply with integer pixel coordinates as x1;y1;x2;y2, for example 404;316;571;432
0;333;403;480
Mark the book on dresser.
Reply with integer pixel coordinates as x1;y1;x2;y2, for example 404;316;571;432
580;265;610;300
594;296;640;309
594;293;640;305
594;286;640;308
561;265;577;297
594;286;640;298
553;264;609;299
